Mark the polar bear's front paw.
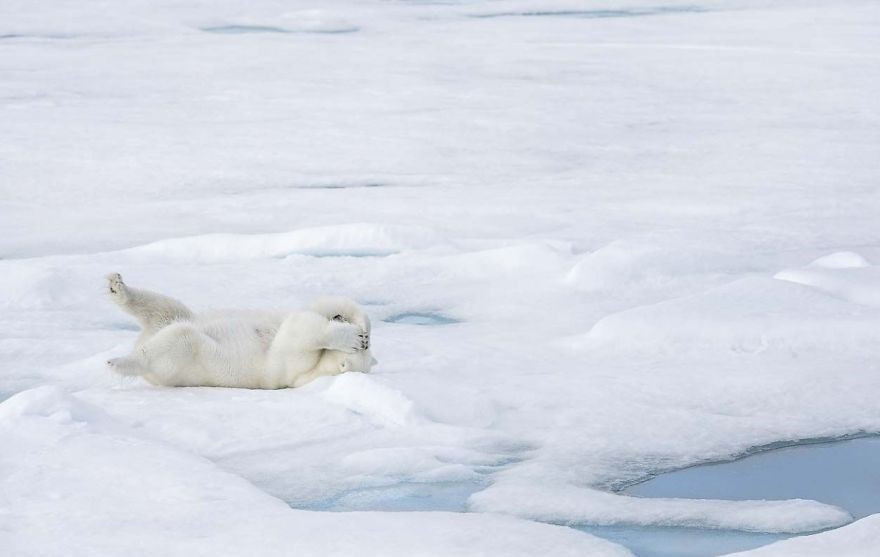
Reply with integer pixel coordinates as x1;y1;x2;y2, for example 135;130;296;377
326;322;367;353
106;272;129;303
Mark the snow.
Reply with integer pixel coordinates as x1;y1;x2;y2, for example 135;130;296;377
0;387;629;557
2;0;880;555
469;482;852;533
583;276;880;356
774;253;880;307
119;223;449;261
728;515;880;557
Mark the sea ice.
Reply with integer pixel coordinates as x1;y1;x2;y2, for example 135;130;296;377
2;0;879;554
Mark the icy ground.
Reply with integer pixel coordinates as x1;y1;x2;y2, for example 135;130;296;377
2;0;880;555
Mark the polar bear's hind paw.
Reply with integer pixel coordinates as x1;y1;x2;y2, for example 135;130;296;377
106;273;128;302
107;356;146;376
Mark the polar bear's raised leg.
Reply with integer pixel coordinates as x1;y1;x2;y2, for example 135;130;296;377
107;273;194;333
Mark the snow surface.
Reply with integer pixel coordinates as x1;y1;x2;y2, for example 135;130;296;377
0;386;631;557
468;482;852;533
728;515;880;557
2;0;880;555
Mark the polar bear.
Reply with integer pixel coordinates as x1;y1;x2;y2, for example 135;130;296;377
105;273;377;388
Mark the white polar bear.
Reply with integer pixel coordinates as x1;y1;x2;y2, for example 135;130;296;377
105;273;377;388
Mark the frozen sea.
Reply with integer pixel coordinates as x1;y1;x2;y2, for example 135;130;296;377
2;0;880;556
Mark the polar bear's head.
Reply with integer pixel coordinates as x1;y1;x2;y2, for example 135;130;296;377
310;296;377;375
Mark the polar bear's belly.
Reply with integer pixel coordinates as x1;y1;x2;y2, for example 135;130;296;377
185;316;280;388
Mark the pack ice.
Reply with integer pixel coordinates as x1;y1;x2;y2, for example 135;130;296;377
1;0;879;556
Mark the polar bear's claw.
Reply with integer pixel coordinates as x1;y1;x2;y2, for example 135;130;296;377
325;321;366;353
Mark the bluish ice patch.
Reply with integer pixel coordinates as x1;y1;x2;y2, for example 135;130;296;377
627;435;880;520
301;480;484;512
308;182;385;189
404;0;470;5
0;33;78;40
0;390;18;403
201;25;291;34
305;251;396;258
471;6;707;19
577;435;880;556
577;525;786;557
279;250;397;259
384;312;459;325
217;182;391;196
201;25;359;35
282;437;879;556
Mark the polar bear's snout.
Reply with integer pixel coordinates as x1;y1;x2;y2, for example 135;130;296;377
339;350;379;374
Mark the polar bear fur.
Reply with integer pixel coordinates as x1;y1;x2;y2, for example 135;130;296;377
105;273;377;389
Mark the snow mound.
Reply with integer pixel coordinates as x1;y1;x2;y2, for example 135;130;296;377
319;373;422;428
339;447;471;479
808;251;870;269
726;513;880;556
565;240;724;292
116;224;447;263
0;265;88;309
440;242;570;280
468;482;852;534
0;386;632;557
280;9;360;33
585;277;880;355
774;252;880;307
0;385;103;424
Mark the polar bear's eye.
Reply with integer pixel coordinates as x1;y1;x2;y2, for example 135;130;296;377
332;314;346;322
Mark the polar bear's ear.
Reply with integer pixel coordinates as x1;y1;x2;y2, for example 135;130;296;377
370;356;378;366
